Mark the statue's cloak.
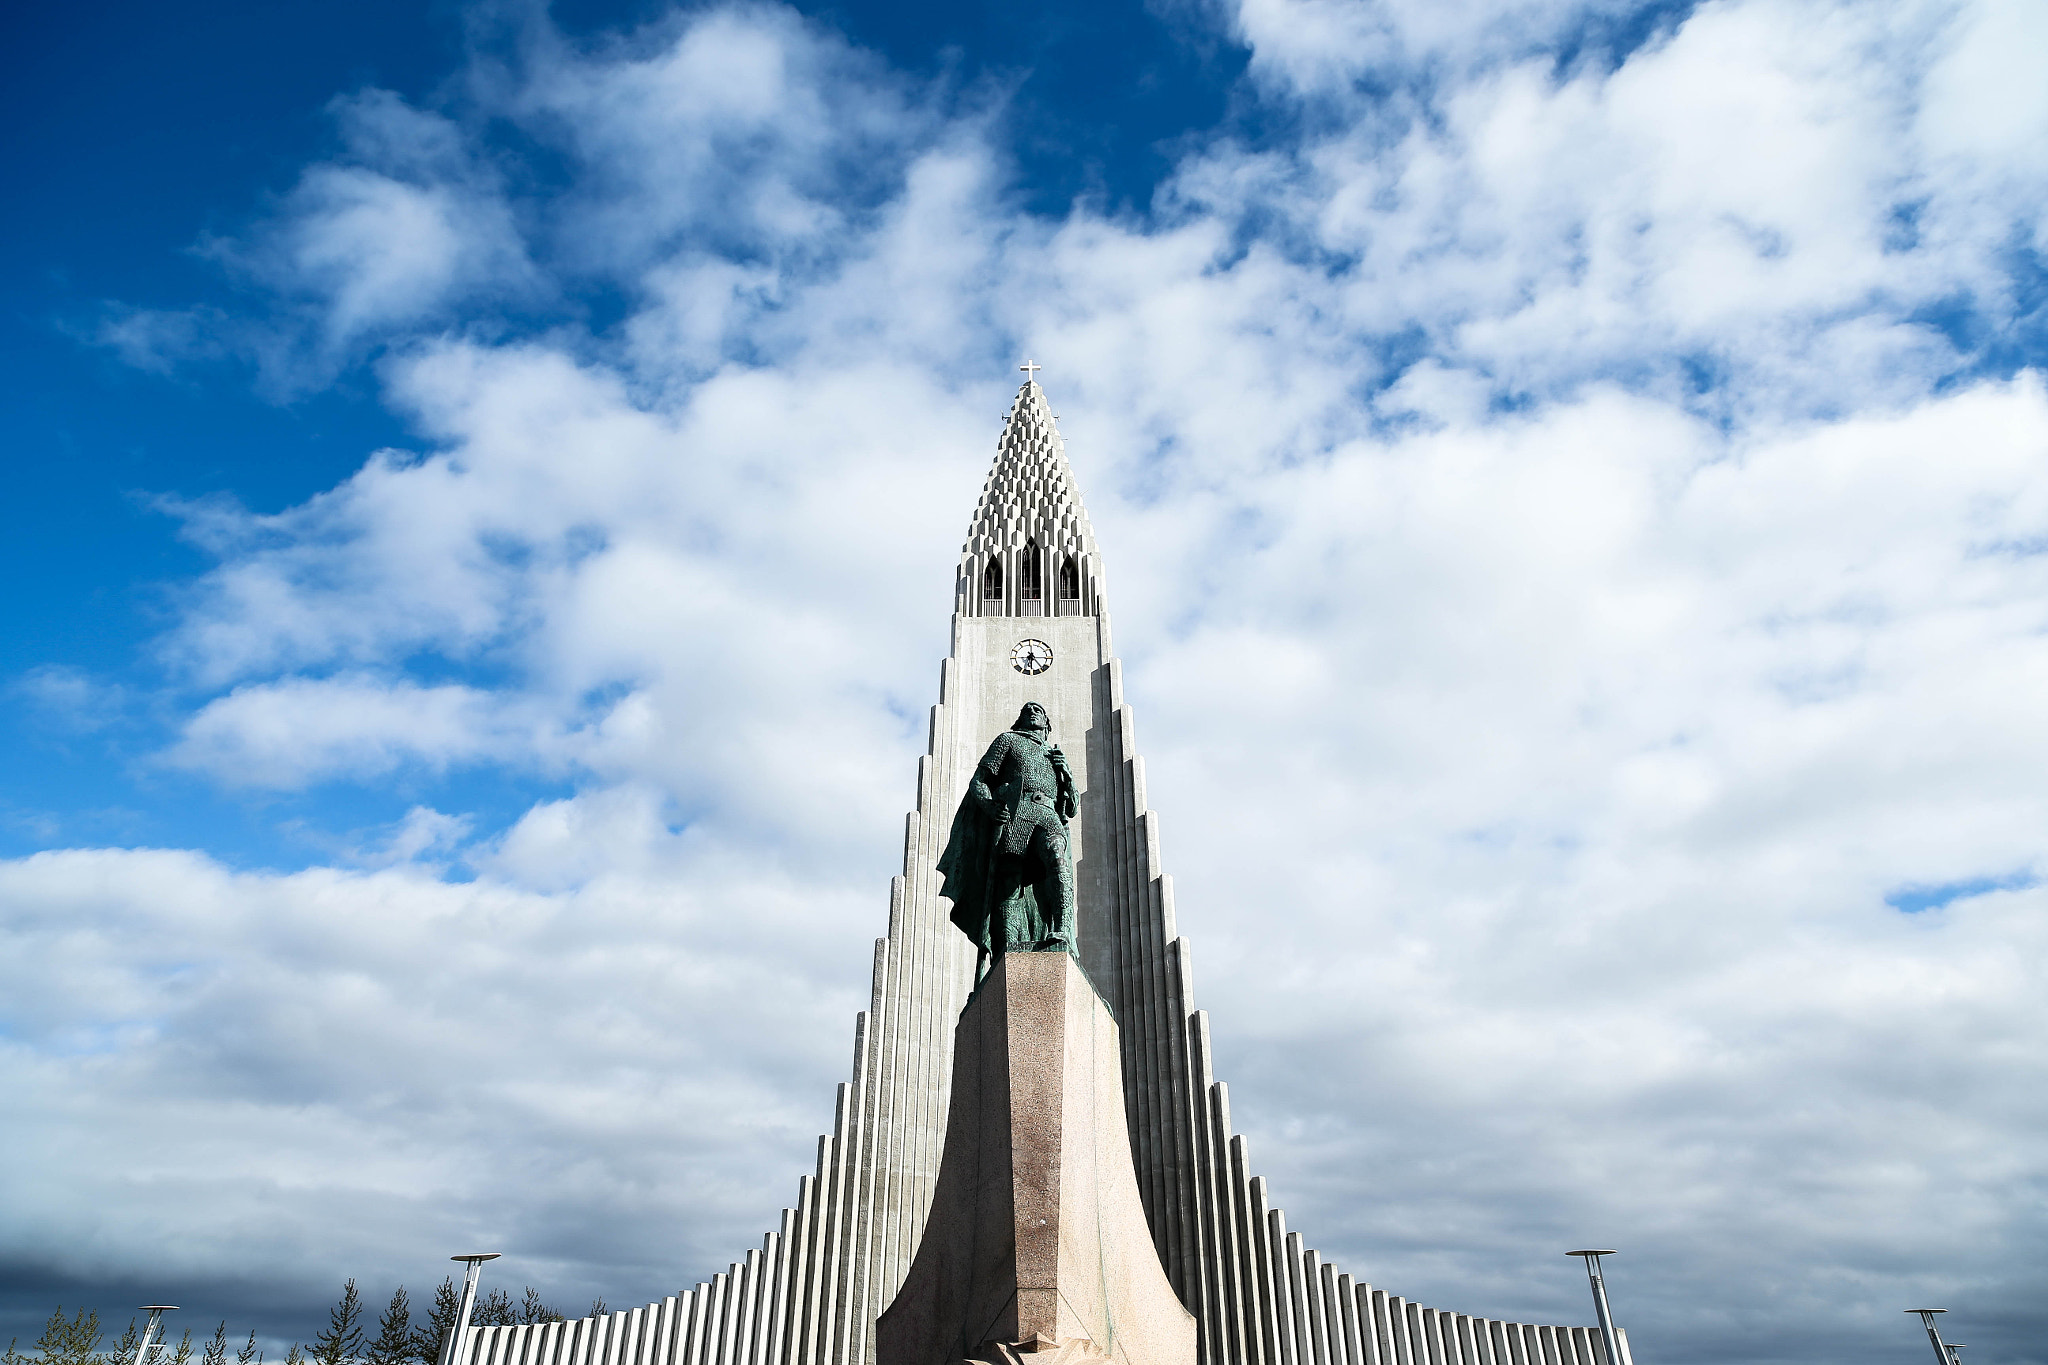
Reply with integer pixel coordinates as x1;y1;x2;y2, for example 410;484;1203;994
937;728;1078;957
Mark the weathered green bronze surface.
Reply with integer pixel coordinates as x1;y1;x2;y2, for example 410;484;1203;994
937;702;1078;968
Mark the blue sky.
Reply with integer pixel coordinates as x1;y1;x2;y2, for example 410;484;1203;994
5;1;2048;1363
2;0;1249;865
6;0;1115;850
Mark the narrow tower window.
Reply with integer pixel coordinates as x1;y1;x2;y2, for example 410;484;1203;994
1058;555;1079;599
1021;540;1042;599
982;559;1003;600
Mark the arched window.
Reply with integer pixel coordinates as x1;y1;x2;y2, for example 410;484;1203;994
1020;539;1042;599
982;558;1004;599
1058;555;1079;599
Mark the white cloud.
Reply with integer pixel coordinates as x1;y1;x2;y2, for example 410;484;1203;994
1175;0;2043;428
1918;0;2048;175
167;675;558;788
27;0;2048;1358
0;839;871;1310
512;5;932;270
363;805;476;867
285;168;500;334
1233;0;1670;91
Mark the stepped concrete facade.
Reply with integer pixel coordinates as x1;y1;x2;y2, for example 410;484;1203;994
446;380;1634;1365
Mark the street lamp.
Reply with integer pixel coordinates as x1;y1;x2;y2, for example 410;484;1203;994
437;1254;501;1365
133;1308;179;1365
1567;1252;1624;1365
1907;1309;1957;1365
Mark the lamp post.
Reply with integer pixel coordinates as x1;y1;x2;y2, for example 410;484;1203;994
1567;1251;1624;1365
438;1254;501;1365
133;1307;179;1365
1907;1310;1957;1365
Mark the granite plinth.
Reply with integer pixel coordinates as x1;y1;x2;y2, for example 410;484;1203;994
876;952;1197;1365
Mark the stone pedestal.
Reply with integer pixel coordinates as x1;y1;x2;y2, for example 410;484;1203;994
876;952;1198;1365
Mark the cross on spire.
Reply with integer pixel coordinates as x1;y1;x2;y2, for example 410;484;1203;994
1018;359;1042;385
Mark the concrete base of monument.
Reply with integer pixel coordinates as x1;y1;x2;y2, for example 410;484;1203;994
876;951;1198;1365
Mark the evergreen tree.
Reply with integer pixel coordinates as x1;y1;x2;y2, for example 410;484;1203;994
283;1346;303;1365
468;1294;512;1331
309;1281;364;1365
166;1330;194;1365
102;1319;141;1365
235;1332;261;1365
514;1292;559;1327
408;1279;459;1365
365;1289;412;1365
33;1308;102;1365
586;1303;605;1322
202;1325;228;1365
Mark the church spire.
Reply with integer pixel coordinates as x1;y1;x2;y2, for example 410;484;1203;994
440;368;1624;1365
957;379;1104;618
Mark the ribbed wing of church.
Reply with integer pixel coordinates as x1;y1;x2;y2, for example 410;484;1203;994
447;381;1632;1365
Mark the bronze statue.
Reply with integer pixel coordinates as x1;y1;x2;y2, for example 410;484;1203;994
938;702;1078;971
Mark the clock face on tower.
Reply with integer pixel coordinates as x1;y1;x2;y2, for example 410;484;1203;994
1011;638;1053;675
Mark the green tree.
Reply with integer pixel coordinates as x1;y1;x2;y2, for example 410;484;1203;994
102;1319;141;1365
201;1324;228;1365
283;1347;303;1365
364;1289;411;1365
408;1279;459;1365
463;1287;558;1331
33;1308;103;1365
309;1281;364;1365
166;1330;194;1365
235;1332;260;1365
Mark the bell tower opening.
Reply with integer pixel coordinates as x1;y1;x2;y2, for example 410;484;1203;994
1058;554;1079;600
982;559;1003;600
1021;539;1042;600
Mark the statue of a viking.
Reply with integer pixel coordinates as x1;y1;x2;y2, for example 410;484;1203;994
937;702;1079;972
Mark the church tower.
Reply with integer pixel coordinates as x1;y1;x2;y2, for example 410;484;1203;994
446;378;1630;1365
